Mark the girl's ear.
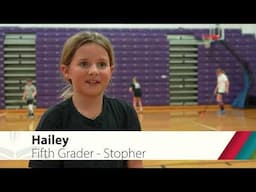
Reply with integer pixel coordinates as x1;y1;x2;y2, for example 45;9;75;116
60;64;69;80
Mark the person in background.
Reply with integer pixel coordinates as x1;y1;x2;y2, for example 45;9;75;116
129;77;143;112
22;79;37;118
214;68;229;115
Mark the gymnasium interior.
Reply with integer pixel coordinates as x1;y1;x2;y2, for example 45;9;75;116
0;24;256;168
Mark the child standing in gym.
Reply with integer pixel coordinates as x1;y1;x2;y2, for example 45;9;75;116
129;77;143;112
214;68;229;114
22;79;37;117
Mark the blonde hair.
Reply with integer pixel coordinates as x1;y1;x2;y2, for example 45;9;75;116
132;76;137;83
216;68;225;74
60;31;115;99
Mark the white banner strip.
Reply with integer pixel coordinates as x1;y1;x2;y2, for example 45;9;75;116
0;131;235;160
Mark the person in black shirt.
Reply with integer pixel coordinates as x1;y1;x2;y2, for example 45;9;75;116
129;77;143;112
29;31;142;168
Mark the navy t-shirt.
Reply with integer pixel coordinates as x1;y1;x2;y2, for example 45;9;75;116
29;95;141;168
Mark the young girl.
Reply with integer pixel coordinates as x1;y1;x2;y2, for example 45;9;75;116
22;79;37;118
214;68;229;114
29;32;143;168
129;77;143;112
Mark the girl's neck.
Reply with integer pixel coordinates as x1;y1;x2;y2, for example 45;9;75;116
72;93;104;120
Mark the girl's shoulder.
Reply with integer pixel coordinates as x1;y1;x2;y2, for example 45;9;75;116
104;95;134;111
41;98;72;119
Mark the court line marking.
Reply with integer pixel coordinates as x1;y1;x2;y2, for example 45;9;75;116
193;122;217;131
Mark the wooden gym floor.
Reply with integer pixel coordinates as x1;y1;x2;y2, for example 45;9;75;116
0;105;256;168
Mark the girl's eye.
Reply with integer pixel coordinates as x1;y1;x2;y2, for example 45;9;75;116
98;62;107;69
79;62;89;68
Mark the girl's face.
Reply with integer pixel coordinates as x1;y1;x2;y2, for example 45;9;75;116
61;43;114;97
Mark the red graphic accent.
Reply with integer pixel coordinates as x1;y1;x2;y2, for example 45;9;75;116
218;131;251;160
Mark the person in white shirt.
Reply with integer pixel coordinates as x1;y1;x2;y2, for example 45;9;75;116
22;79;37;118
214;68;229;114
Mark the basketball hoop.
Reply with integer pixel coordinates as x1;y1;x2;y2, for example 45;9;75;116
202;34;220;48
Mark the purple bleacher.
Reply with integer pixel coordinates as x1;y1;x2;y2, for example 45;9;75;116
249;86;256;96
225;29;242;35
0;31;4;109
198;31;256;104
35;28;170;107
0;27;255;108
223;33;256;99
